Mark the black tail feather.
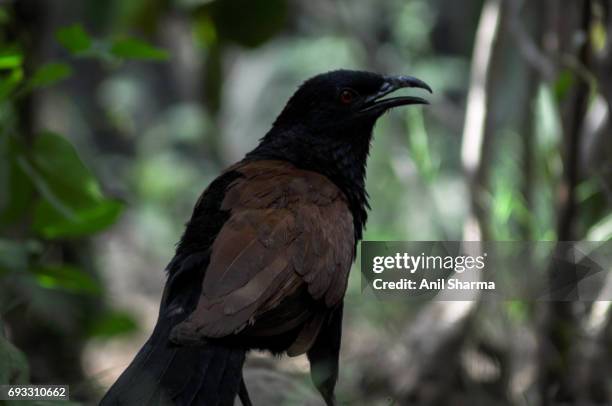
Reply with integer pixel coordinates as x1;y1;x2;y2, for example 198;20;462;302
101;250;247;405
101;323;246;406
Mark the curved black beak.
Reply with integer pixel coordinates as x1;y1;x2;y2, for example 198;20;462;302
360;75;432;114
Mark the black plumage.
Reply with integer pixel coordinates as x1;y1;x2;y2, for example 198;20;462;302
101;69;430;406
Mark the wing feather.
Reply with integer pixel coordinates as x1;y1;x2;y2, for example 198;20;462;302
171;161;354;352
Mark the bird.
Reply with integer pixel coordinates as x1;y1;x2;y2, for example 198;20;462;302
100;69;431;406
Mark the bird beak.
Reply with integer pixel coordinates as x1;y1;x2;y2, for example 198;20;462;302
360;75;432;114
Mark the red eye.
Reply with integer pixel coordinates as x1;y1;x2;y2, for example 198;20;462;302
339;89;356;104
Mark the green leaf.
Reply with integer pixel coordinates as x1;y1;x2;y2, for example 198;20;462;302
33;198;123;239
0;52;22;69
19;132;124;239
111;38;169;60
28;62;72;89
17;155;76;220
587;213;612;241
0;67;23;100
32;264;101;295
88;310;138;338
26;133;103;212
0;136;34;226
407;109;437;182
30;132;104;204
192;14;217;47
56;24;92;55
590;19;607;53
0;7;10;27
554;70;574;103
206;0;288;48
505;300;529;323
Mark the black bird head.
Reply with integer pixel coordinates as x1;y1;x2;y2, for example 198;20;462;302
273;69;431;133
248;69;431;239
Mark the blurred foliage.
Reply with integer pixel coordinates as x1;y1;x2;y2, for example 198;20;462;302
56;24;92;55
110;38;169;61
0;328;28;385
0;8;172;391
25;132;123;239
0;0;610;404
87;310;138;338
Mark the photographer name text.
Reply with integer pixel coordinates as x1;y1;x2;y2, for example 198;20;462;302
370;252;495;292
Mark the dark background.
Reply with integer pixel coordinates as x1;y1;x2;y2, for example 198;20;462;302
1;0;611;404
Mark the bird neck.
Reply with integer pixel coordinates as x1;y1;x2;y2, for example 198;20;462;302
246;125;372;241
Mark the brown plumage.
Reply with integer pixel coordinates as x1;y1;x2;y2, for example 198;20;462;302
171;160;354;355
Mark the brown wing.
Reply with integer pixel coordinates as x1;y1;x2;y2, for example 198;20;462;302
171;161;354;350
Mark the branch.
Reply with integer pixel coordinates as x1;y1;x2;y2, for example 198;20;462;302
461;0;502;241
507;0;556;81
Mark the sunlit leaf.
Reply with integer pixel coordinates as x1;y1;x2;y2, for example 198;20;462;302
0;52;22;69
28;62;72;89
88;310;138;338
587;213;612;241
536;84;562;150
32;264;101;295
56;24;92;55
111;38;169;60
590;20;607;53
493;186;515;224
